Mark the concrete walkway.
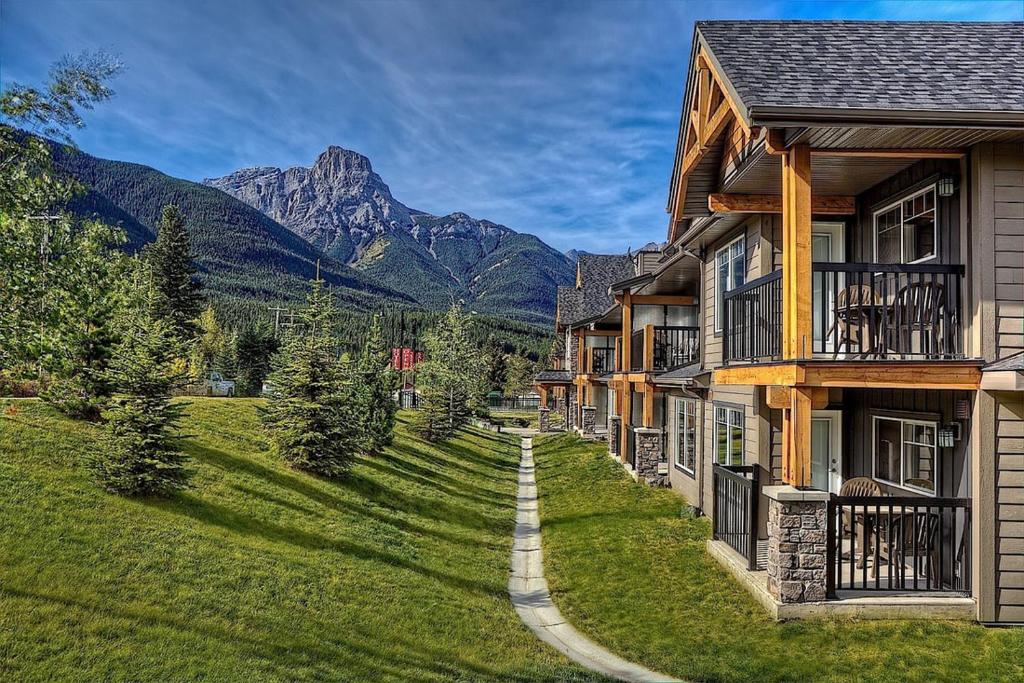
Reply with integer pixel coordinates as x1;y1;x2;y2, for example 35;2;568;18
508;436;681;683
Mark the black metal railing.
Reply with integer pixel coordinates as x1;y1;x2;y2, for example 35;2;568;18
652;326;700;371
713;464;760;570
811;262;964;359
630;330;645;371
826;496;971;597
722;271;782;364
591;347;615;375
488;396;540;411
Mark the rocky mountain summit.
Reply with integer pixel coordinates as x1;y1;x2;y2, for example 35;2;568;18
205;146;573;321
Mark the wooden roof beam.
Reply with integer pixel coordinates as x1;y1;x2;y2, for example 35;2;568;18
709;193;855;215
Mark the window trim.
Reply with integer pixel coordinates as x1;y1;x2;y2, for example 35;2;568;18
872;184;939;265
871;414;938;497
673;397;699;477
714;402;745;467
713;234;747;334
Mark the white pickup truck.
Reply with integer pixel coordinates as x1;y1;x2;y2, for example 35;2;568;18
205;372;236;397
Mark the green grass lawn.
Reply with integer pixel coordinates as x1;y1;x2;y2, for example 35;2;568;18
0;399;600;682
490;410;540;429
533;433;1024;683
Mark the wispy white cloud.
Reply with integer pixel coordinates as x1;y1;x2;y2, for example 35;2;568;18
3;0;1021;253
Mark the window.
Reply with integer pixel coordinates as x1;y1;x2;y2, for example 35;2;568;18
873;415;937;495
714;236;746;332
715;405;744;466
675;399;698;474
873;186;937;264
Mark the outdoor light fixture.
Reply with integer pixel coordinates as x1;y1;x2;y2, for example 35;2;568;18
938;426;955;448
937;174;956;197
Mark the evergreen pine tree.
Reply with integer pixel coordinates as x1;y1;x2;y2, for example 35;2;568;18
261;278;359;477
92;269;190;495
481;335;507;393
234;321;278;396
503;354;536;398
146;204;203;342
190;305;227;378
415;302;485;442
356;314;397;453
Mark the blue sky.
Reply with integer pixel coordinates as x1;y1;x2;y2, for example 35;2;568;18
2;1;1021;253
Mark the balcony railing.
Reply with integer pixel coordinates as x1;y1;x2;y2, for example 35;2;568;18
629;325;701;372
653;326;700;371
723;262;965;363
590;347;615;375
826;496;971;596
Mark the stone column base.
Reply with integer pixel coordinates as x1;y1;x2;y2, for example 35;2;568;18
581;405;596;435
608;416;621;458
633;427;670;487
764;486;828;603
538;408;550;433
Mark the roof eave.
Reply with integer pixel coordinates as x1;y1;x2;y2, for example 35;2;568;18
749;106;1024;130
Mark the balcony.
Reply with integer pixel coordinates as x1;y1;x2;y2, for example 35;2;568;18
723;262;965;364
629;325;700;372
589;346;616;375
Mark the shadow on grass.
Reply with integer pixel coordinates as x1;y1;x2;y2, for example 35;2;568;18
367;446;516;506
148;492;501;596
0;585;511;681
185;444;500;547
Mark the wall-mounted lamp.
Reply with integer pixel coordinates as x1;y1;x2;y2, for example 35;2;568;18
937;174;956;198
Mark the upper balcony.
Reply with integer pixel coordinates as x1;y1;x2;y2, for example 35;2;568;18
629;324;700;373
722;261;966;364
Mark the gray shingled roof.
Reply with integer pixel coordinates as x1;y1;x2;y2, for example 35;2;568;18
654;363;708;383
984;353;1024;372
534;369;572;383
698;21;1024;113
556;286;581;328
572;254;636;324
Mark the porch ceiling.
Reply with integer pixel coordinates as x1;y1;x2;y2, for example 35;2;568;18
725;153;918;196
636;250;702;296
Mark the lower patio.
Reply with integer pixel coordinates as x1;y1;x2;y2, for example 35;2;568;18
530;433;1024;683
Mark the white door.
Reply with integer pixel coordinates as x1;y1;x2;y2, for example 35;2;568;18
812;222;846;355
810;409;843;493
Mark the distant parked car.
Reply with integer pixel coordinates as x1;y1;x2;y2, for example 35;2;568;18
205;372;235;397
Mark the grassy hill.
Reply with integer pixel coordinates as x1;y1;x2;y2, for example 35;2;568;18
0;400;595;682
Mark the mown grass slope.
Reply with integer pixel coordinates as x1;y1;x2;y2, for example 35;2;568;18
0;400;597;682
533;433;1024;683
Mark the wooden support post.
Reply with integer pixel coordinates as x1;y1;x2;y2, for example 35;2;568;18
537;386;548;407
586;346;594;374
643;323;655;372
620;381;632;462
614;336;621;372
789;386;813;488
577;334;585;376
642;383;655;428
621;292;632;371
782;144;812;360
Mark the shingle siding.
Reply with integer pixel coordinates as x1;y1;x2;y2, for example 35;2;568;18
996;393;1024;623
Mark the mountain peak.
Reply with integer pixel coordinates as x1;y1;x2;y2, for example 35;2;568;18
312;145;374;180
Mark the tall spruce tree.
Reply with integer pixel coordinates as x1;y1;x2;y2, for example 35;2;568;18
415;302;485;442
503;353;536;398
261;278;359;477
234;321;277;396
356;314;397;453
92;268;190;495
147;204;203;342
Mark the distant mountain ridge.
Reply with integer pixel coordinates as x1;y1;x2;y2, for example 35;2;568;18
204;146;574;322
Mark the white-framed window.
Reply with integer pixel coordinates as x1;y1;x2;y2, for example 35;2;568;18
714;404;744;466
873;185;937;264
674;398;698;474
714;235;746;333
872;415;938;496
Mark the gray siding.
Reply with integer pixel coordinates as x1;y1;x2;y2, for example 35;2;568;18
993;144;1024;359
996;393;1024;623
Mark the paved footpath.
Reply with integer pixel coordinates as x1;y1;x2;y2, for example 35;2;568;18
508;436;681;683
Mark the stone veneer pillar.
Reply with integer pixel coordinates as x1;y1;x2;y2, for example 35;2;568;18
581;406;596;435
633;427;669;487
538;407;550;433
608;416;621;458
763;486;829;603
567;387;578;431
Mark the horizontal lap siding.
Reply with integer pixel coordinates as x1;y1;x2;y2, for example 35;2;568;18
994;144;1024;359
997;394;1024;623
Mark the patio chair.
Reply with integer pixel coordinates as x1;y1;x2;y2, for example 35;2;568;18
838;477;884;563
826;284;881;358
889;280;946;358
881;511;941;588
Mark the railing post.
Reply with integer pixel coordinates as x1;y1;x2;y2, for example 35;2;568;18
825;496;837;599
723;292;730;364
747;466;760;571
